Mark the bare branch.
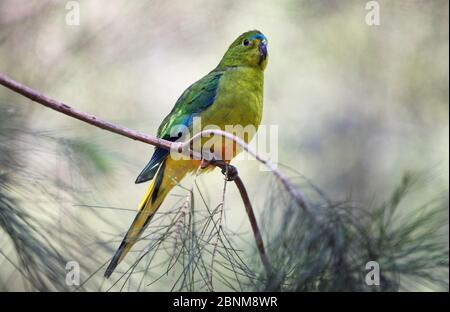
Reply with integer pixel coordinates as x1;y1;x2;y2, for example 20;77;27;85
0;73;173;150
234;175;273;276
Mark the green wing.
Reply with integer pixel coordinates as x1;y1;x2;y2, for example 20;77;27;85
157;71;222;138
135;70;223;183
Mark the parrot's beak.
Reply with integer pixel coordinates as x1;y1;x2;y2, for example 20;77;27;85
258;39;268;65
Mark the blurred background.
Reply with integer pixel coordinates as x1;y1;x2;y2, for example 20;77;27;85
0;0;448;291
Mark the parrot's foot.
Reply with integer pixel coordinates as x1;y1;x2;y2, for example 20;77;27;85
221;164;238;181
206;158;239;181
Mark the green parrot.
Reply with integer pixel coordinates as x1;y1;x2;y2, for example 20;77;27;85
105;30;268;278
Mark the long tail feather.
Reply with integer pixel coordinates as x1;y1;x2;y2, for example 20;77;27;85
104;161;167;278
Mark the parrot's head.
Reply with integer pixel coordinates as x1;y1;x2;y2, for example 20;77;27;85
218;30;268;70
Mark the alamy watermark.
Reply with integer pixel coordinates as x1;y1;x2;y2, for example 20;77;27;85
365;1;380;26
65;260;80;286
365;261;380;286
65;1;80;26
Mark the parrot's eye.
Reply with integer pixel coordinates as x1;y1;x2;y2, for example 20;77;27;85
242;39;251;46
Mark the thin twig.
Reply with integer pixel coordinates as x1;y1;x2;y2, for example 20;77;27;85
234;176;273;276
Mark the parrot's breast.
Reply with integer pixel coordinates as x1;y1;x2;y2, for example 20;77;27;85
195;66;264;162
201;67;264;140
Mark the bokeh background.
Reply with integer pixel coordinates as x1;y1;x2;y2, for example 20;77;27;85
0;0;448;291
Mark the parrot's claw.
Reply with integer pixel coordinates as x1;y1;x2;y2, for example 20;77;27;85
207;158;238;181
221;164;238;181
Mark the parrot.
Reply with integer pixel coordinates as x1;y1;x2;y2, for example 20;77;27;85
104;30;268;278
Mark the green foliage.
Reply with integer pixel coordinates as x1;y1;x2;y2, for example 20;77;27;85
0;105;112;291
256;173;448;291
97;170;448;292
